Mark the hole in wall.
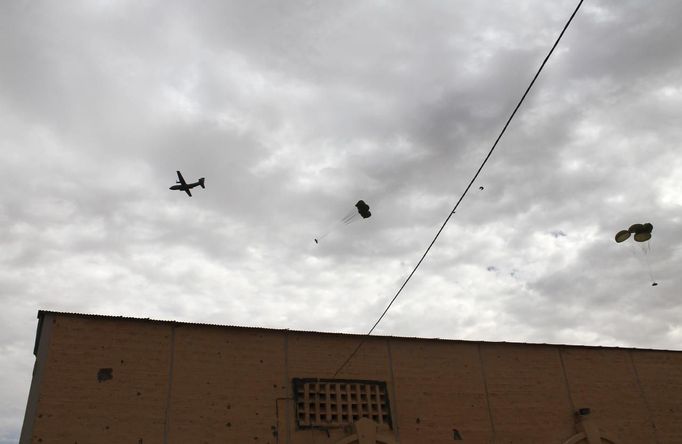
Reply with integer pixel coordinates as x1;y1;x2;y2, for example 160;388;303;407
97;368;113;382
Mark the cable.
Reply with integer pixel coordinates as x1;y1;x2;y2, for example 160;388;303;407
332;0;585;377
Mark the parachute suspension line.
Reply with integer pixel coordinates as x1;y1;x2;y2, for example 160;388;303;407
644;255;655;283
315;217;344;242
630;241;656;285
315;206;363;243
639;246;655;283
343;213;358;225
341;208;356;223
315;230;331;242
644;239;656;283
331;0;585;378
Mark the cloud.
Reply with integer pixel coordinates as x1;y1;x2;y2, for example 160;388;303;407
2;0;682;440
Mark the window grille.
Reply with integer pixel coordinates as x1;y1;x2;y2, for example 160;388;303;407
293;378;392;429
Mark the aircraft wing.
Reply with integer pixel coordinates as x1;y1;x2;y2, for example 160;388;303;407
176;171;188;187
185;188;192;197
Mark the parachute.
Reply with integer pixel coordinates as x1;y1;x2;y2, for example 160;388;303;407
355;200;371;219
614;223;653;243
615;222;657;286
314;200;372;244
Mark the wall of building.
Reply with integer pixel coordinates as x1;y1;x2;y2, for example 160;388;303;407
21;312;682;443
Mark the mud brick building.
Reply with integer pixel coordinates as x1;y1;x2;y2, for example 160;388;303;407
20;310;682;443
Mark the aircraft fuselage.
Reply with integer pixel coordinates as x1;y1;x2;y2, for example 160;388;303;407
169;182;202;191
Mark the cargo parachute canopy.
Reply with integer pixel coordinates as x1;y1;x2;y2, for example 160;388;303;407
355;200;371;219
615;222;653;243
614;230;630;243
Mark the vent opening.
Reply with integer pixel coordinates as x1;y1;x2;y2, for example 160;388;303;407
293;378;392;429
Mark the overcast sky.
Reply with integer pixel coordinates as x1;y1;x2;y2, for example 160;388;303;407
2;0;682;441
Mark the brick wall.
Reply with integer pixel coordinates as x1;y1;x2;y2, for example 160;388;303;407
22;312;682;443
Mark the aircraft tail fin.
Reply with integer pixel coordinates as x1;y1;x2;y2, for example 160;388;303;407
199;178;205;189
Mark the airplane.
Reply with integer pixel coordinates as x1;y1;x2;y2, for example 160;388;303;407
169;171;205;197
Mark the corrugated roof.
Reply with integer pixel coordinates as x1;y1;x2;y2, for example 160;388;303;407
35;309;682;354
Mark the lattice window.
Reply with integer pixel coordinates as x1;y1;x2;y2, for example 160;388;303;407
293;378;392;429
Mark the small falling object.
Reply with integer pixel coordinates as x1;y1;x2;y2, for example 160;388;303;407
652;282;658;287
479;186;484;190
314;239;318;244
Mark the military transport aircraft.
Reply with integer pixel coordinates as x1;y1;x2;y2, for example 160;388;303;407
169;171;205;197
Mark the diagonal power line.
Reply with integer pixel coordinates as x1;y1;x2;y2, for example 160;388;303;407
333;0;585;377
